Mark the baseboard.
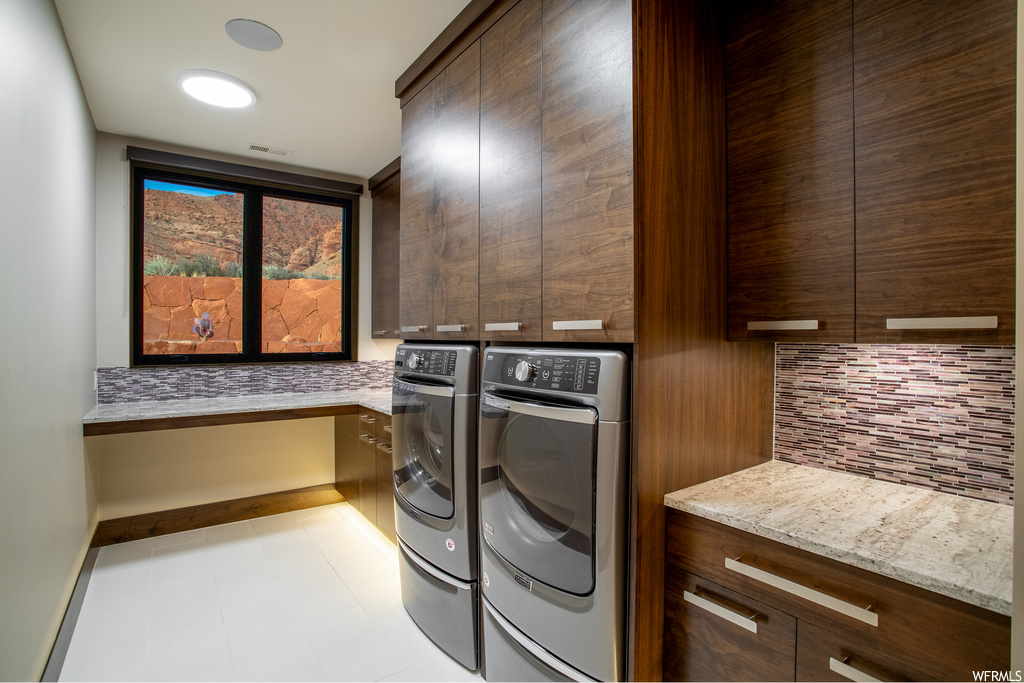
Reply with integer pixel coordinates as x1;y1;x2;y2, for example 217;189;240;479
40;546;99;682
91;483;346;547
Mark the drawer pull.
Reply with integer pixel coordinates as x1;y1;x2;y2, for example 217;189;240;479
552;319;603;331
725;557;878;627
683;589;758;633
372;329;389;335
886;316;997;330
747;319;819;331
484;322;522;332
400;325;426;333
436;324;465;332
829;657;882;683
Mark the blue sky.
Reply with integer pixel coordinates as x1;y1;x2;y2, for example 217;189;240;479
144;180;235;197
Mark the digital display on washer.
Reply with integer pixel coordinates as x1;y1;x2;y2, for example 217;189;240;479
395;349;458;376
484;353;600;394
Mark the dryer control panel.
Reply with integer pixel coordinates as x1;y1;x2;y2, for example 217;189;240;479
483;351;601;394
395;347;458;377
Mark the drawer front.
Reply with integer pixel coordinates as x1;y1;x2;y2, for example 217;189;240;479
358;410;377;433
796;621;935;682
375;412;392;440
665;566;796;682
667;510;1009;680
375;439;396;542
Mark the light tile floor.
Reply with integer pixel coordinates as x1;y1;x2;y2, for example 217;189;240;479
59;503;482;682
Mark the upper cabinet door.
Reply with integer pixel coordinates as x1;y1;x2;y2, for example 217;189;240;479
399;83;436;340
370;163;400;339
479;0;544;342
431;42;480;340
853;0;1016;343
726;0;855;342
541;0;635;343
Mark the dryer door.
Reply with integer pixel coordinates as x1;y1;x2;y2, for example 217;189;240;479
392;377;456;519
479;392;598;596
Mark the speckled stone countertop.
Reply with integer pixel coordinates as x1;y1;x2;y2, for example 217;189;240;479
84;388;393;425
664;460;1012;616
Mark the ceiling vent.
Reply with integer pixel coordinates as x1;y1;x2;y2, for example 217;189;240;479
247;143;293;158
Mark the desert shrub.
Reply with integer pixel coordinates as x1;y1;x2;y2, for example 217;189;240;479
171;253;223;277
144;255;175;275
222;261;243;278
262;264;297;280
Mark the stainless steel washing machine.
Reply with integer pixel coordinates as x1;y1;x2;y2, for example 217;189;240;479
392;343;479;671
478;347;630;682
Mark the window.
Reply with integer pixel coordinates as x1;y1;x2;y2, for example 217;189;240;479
129;147;360;365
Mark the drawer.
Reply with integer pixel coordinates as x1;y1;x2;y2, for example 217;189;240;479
375;412;392;439
667;510;1009;680
796;621;934;682
358;410;377;433
665;566;796;682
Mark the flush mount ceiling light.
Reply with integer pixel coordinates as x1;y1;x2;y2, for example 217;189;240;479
178;69;256;108
225;18;283;51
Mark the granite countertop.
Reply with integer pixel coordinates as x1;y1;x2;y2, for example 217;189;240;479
664;460;1012;616
84;387;394;425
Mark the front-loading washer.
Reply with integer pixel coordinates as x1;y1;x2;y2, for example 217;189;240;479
478;347;630;682
391;343;479;671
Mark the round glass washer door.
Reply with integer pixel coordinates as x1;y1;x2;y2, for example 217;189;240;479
393;379;455;519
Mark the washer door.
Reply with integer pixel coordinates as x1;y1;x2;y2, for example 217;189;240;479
480;392;597;596
392;378;456;519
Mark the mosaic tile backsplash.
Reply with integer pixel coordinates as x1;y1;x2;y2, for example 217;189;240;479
96;360;394;404
774;344;1015;506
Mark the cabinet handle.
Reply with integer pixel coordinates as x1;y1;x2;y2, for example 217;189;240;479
747;320;819;331
383;424;392;433
683;589;758;633
435;324;465;332
484;322;522;332
552;319;603;331
400;325;426;333
372;329;389;335
724;557;878;627
829;657;882;683
885;316;997;330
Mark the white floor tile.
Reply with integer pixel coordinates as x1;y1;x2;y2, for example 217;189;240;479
221;589;307;668
145;623;235;682
212;547;279;604
234;646;327;682
302;606;407;682
250;512;303;538
60;611;148;682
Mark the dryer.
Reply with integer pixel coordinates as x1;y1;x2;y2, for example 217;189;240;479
392;343;479;671
478;347;630;682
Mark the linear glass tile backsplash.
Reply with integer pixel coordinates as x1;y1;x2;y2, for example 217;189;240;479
96;360;393;404
775;344;1015;506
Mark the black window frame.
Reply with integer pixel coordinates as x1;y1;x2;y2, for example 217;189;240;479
129;147;361;367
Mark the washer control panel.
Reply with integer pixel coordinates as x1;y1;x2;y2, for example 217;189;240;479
484;351;601;394
395;346;458;377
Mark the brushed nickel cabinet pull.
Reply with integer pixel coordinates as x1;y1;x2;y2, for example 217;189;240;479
725;557;878;627
484;322;522;332
373;329;389;335
436;324;465;332
829;657;882;683
552;319;603;331
747;320;819;331
885;316;998;330
400;325;426;333
683;589;758;633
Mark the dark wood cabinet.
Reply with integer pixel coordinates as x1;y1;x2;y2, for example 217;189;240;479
335;409;395;541
399;43;480;340
726;0;1015;344
852;0;1016;343
541;0;634;343
725;0;855;342
369;159;401;339
373;412;396;543
665;510;1010;682
478;0;544;341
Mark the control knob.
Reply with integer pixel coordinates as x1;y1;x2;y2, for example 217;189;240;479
514;360;537;382
407;352;422;370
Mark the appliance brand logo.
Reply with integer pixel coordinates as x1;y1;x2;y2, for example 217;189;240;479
484;522;494;535
514;572;533;592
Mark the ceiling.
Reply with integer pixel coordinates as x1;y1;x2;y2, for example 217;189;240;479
54;0;471;180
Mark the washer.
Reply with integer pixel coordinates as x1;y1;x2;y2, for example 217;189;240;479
391;343;479;671
478;347;630;682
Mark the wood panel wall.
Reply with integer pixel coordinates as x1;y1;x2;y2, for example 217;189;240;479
631;0;776;679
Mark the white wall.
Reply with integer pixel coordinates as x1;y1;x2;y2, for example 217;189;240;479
94;132;398;364
0;0;98;679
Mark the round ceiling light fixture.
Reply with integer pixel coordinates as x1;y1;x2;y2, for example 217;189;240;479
225;18;283;51
178;70;256;108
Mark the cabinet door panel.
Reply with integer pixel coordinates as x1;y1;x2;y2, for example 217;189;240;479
375;438;396;543
371;174;400;339
431;42;480;340
541;0;634;343
399;85;436;339
479;0;543;341
853;0;1015;343
796;621;935;682
665;566;796;682
726;0;855;342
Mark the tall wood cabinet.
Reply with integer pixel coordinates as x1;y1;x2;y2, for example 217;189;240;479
726;0;1015;344
399;43;480;340
370;158;401;339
